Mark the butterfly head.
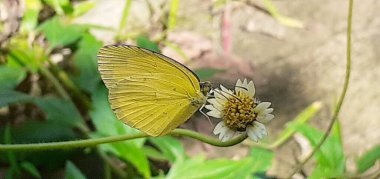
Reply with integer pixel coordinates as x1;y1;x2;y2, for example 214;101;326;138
200;81;212;96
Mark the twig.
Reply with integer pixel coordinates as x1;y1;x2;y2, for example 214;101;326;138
286;0;353;177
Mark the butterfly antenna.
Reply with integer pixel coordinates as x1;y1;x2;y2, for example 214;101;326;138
235;85;249;91
213;89;242;102
199;103;213;127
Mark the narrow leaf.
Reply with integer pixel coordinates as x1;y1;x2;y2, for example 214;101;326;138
168;0;179;31
250;147;274;173
149;136;186;163
20;161;41;179
356;144;380;173
0;90;34;108
65;161;87;179
38;17;86;48
0;65;26;90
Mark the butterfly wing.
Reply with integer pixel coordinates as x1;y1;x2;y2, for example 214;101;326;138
98;45;205;136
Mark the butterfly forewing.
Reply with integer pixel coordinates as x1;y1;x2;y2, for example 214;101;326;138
98;45;206;136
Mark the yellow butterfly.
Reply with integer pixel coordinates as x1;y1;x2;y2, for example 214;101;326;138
97;45;212;136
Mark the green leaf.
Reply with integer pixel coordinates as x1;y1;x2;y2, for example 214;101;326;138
38;17;86;48
267;101;322;148
168;0;179;31
20;161;41;179
250;147;274;173
143;146;168;161
0;90;34;108
44;0;73;15
166;157;256;179
3;124;20;176
0;91;85;130
21;0;42;33
136;36;160;52
356;144;380;173
149;136;186;163
117;0;132;36
0;65;26;90
262;0;304;28
34;97;85;129
72;33;103;93
65;161;87;179
193;68;224;80
5;120;78;144
111;142;150;178
90;84;150;178
72;1;95;17
7;40;47;73
296;123;345;178
0;121;78;169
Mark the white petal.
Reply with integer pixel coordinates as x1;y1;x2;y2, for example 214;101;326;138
257;114;274;123
235;79;243;94
254;102;271;114
205;104;220;112
214;96;228;107
247;126;258;142
235;79;243;87
234;131;245;137
220;85;233;95
254;121;267;134
221;128;236;142
247;81;256;98
265;108;274;114
220;89;233;99
208;99;224;109
252;125;263;139
207;110;222;118
243;78;248;87
213;121;226;134
238;78;249;94
217;124;229;140
207;98;218;105
216;97;227;107
214;89;228;101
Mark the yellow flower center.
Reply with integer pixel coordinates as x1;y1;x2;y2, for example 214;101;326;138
223;93;256;131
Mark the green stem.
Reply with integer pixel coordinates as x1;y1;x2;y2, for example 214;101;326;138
117;0;132;39
0;129;247;151
47;59;92;109
98;150;127;178
171;129;248;147
286;0;353;178
39;66;70;101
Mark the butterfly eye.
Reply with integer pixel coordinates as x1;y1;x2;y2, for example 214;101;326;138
200;81;212;96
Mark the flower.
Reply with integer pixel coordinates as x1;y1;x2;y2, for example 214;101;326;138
206;79;274;142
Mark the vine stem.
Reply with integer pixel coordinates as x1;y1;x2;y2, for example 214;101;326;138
0;129;247;151
286;0;353;178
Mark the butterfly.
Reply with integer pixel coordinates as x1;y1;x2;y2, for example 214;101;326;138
97;45;212;136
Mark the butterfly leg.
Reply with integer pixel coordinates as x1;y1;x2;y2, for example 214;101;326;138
199;103;213;127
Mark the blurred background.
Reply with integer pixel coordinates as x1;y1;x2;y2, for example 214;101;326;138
1;0;379;178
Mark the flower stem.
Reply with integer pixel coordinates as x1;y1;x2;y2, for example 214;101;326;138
286;0;353;177
0;129;247;151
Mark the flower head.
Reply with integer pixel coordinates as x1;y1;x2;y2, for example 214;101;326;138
206;79;274;142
